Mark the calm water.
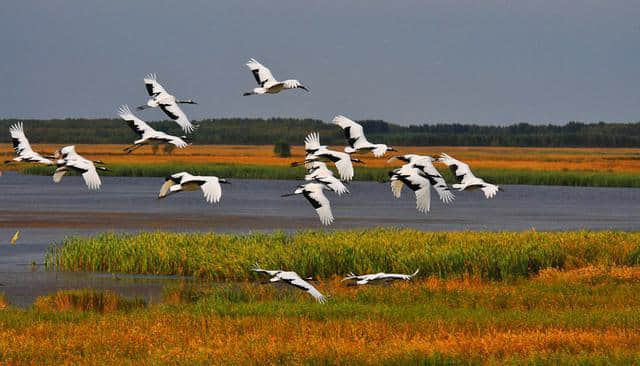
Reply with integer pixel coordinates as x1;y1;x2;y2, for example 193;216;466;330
0;171;638;306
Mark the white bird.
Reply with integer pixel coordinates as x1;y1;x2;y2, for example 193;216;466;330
158;172;229;203
118;105;190;154
332;115;396;157
5;122;53;165
342;269;419;286
292;132;364;181
137;73;197;134
52;146;108;190
243;58;308;96
304;162;349;195
251;264;326;303
437;153;501;199
388;154;454;205
282;182;334;225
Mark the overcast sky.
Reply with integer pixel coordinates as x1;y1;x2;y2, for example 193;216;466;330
1;1;639;125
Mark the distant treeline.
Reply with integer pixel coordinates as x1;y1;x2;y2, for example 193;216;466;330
0;118;639;147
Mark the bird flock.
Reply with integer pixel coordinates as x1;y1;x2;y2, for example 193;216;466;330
5;58;502;302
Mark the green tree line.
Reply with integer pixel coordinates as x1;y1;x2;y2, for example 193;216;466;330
0;118;639;147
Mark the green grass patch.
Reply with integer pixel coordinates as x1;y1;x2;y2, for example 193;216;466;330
45;229;640;280
22;163;640;187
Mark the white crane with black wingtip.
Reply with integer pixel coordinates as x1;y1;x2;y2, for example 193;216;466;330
282;182;335;225
243;58;308;96
158;172;229;203
136;73;197;134
304;161;349;195
388;154;455;206
118;105;190;154
342;269;419;286
5;122;53;165
251;263;326;303
332;115;396;157
437;153;501;199
52;145;109;190
291;132;364;181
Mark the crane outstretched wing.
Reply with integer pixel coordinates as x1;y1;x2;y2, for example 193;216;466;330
9;122;34;155
143;73;168;96
332;115;368;149
246;58;277;88
200;177;223;203
286;276;326;303
438;153;475;184
304;132;323;153
158;102;195;133
413;158;454;204
303;186;334;225
118;105;155;138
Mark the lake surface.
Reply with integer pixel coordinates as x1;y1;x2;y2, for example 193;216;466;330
0;171;638;306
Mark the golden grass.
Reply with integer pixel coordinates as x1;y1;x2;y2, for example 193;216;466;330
2;144;640;173
3;266;640;365
33;289;146;313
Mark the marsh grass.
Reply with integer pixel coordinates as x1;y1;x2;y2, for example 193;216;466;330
33;289;146;313
22;162;640;187
2;268;640;364
46;230;640;281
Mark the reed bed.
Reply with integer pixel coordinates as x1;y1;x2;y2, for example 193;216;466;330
33;289;146;313
1;267;640;364
21;162;640;187
6;144;640;187
46;230;640;280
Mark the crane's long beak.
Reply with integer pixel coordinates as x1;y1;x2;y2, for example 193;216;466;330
300;86;309;92
281;193;296;197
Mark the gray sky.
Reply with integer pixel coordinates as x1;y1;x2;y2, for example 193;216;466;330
1;0;639;125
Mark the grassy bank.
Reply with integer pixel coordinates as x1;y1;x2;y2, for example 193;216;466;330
2;267;640;364
21;162;640;187
45;230;640;280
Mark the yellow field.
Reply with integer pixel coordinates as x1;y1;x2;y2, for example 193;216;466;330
2;144;639;173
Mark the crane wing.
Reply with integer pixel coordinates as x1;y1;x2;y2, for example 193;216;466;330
53;167;68;183
158;102;195;133
66;159;102;190
246;58;278;88
414;185;431;213
328;151;355;181
439;153;475;184
199;177;223;203
143;73;168;96
390;179;404;198
304;186;334;225
414;158;454;204
315;176;349;195
480;183;500;199
9;122;34;155
286;276;326;303
304;132;324;153
118;105;155;138
332;115;368;149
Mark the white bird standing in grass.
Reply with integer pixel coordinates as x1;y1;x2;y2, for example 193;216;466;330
251;264;326;303
282;182;335;225
158;172;229;203
304;162;349;195
388;155;454;213
291;132;364;181
5;122;53;165
51;146;108;190
332;115;396;157
118;105;190;154
342;269;419;286
243;58;308;96
137;73;197;134
437;153;501;199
